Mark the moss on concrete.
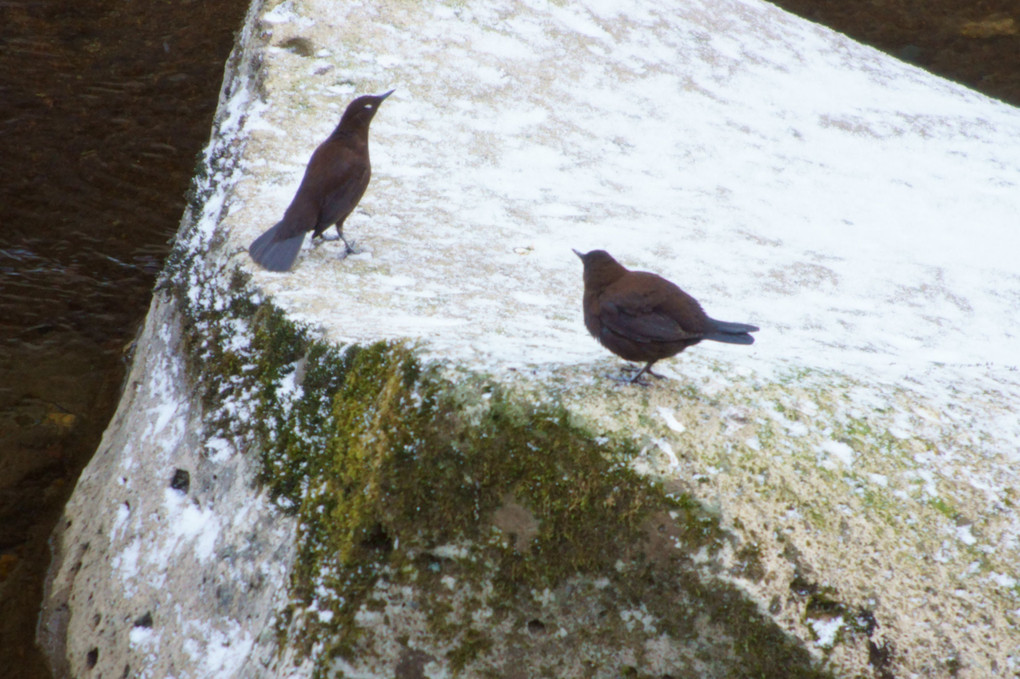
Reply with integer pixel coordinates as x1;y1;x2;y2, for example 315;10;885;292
154;217;840;676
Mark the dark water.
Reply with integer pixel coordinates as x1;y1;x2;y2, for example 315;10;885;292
0;0;1015;677
767;0;1020;108
0;1;249;676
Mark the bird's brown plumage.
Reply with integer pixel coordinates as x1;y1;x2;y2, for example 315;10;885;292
573;249;758;383
249;90;393;271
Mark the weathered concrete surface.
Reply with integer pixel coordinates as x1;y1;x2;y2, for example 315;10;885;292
40;0;1020;677
38;3;308;677
38;293;307;679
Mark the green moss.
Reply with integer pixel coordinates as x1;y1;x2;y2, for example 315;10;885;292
928;496;958;520
755;417;778;452
732;542;767;581
162;249;832;676
270;345;829;676
447;628;493;672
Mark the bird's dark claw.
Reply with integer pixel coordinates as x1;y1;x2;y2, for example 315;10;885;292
607;370;655;386
341;238;360;256
617;363;665;384
314;233;358;258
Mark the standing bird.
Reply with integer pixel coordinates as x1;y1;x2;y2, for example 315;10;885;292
573;249;758;383
249;90;394;271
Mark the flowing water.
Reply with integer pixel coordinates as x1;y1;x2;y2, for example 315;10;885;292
0;1;248;676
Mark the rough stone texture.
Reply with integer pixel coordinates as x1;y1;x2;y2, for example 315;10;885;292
38;295;306;679
39;0;1020;677
555;364;1020;677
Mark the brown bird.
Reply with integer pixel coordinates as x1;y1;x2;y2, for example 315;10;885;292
573;249;758;383
249;90;393;271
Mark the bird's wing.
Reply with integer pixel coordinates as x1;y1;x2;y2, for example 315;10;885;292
600;298;701;343
316;169;370;232
598;274;710;343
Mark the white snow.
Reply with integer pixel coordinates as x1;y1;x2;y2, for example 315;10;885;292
183;0;1020;672
197;624;255;677
808;615;844;648
654;438;681;470
111;538;141;581
866;473;888;488
820;439;855;468
657;406;686;433
206;435;234;463
110;501;131;540
955;523;977;546
221;0;1020;412
165;488;221;562
129;626;155;648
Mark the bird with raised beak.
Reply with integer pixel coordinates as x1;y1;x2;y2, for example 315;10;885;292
249;89;394;271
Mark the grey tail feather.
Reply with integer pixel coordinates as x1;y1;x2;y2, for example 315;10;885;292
704;319;759;345
249;221;305;272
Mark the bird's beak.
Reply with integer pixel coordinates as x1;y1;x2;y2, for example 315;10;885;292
572;248;584;260
379;89;395;100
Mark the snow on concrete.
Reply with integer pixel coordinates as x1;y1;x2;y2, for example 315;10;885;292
44;0;1020;676
219;0;1019;396
40;295;306;679
200;0;1020;671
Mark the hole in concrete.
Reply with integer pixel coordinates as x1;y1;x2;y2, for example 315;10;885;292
170;468;190;493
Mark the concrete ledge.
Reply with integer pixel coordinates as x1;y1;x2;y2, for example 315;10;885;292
41;0;1020;677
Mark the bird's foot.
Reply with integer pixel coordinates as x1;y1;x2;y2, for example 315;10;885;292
607;368;653;386
313;234;359;258
610;373;652;386
341;238;360;256
620;363;666;385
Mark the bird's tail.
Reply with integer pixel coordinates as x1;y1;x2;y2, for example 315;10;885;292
703;319;759;345
249;221;305;272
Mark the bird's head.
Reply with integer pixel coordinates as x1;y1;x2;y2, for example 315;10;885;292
337;89;394;133
573;248;628;288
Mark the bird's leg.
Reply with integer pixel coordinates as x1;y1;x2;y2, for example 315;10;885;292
608;363;658;386
338;235;359;256
313;227;358;257
629;362;665;384
334;224;359;256
315;231;340;243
